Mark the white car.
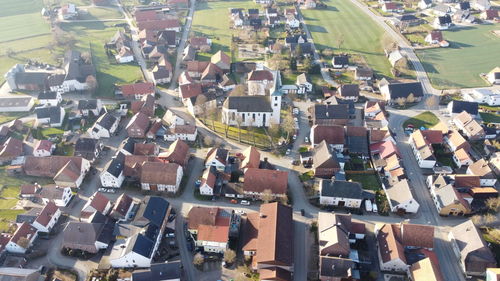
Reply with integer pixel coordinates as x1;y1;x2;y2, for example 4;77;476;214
286;149;291;155
365;199;373;212
293;108;299;115
293;134;297;140
372;202;378;213
305;137;309;143
235;210;246;215
240;200;250;206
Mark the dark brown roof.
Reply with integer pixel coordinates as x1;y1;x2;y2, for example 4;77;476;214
377;224;406;264
120;82;155;97
134;143;158;156
311;125;345;145
187;207;228;230
10;222;37;246
255;203;293;266
35;201;59;227
20;184;39;195
346;126;367;137
124;155;160;177
89;192;110;213
401;224;434;249
112;193;133;217
0;137;23;158
248;70;273;81
140;162;180;185
244;168;288;195
23;156;85;178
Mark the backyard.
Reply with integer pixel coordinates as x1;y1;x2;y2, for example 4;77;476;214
346;173;381;190
301;0;392;77
191;0;259;60
417;24;500;89
403;111;440;129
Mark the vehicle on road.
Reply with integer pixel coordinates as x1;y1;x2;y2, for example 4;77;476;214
240;200;250;206
291;159;300;166
293;134;297;140
235;210;246;215
293;107;299;115
195;180;201;187
305;137;309;143
230;199;237;204
286;149;291;155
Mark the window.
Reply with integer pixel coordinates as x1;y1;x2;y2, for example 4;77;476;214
252;113;256;120
275;97;278;101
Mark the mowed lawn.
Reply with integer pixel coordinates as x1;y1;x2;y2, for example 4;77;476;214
60;22;143;97
191;0;259;54
403;111;440;129
302;0;392;77
417;24;500;89
0;0;50;41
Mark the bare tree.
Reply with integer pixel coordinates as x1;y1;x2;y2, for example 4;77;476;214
193;253;204;266
322;48;334;58
230;85;246;96
485;197;500;213
207;107;217;130
260;189;274;203
86;75;98;94
487;228;500;243
406;93;415;103
396;97;406;107
195;94;208;121
279;194;289;205
203;135;214;147
81;51;92;64
336;34;345;50
425;95;438;109
483;213;497;225
282;112;296;140
235;115;243;142
223;249;236;264
470;214;483;226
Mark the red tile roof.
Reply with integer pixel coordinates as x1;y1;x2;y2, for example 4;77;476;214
10;222;37;246
120;82;155;98
135;10;159;22
244;168;288;195
137;19;180;31
89;192;110;213
159;139;190;167
197;225;229;243
35;140;53;152
311;125;345;145
35;201;59;227
248;70;273;81
241;146;260;170
421;130;443;144
140;162;180;185
179;83;202;99
370;140;400;159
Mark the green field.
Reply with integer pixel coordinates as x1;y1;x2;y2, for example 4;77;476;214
417;24;500;89
403;111;440;129
302;0;392;77
191;0;259;55
59;21;143;97
81;7;124;20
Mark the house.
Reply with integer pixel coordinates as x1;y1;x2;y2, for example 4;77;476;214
211;51;231;73
0;268;41;281
467;159;497;186
205;147;229;171
410;257;445;281
110;193;135;221
131;262;183;281
487;67;500;85
38;185;73;207
118;82;155;100
152;64;172;85
312;104;349;126
140;162;183;193
32;201;61;233
75;138;102;162
115;46;134;63
5;222;38;254
243;168;288;199
110;196;170;268
0;137;24;164
100;152;126;188
286;14;300;28
346;126;369;157
78;99;103;117
81;192;112;218
200;167;217;196
419;0;433;9
472;0;491;10
384;179;420;213
453;111;485;140
399;13;424;26
380;81;424;104
88;113;120;139
23;156;91;188
310;125;345;150
38;92;62;106
382;2;404;13
453;148;473;168
222;96;274;127
62;221;113;254
444;130;470;153
159;139;190;168
463;88;500;106
190;37;212;51
425;30;444;44
433;4;452;16
241;202;293;274
0;96;34;113
434;15;452;29
131;94;155;117
296;73;313;94
52;50;96;93
355;67;373;80
187;207;234;253
375;224;408;272
133;143;159;156
35;106;65;127
20;184;41;199
457;1;471;10
312;140;341;178
240;146;261;172
428;175;471;215
449;220;497;276
319;179;365;208
337;84;360;101
332;55;349;68
127;112;150;138
448;100;479;117
59;3;78;20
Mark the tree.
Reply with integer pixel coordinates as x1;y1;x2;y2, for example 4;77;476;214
471;214;483;226
207;107;217;130
193;253;204;266
223;249;236;264
295;44;303;58
396;97;406;107
485;197;500;213
235;115;243;142
336;34;345;50
203;135;214;147
487;228;500;243
230;85;246;96
322;48;333;58
260;189;274;203
406;93;415;103
282;112;296;140
483;213;496;225
303;57;312;73
195;94;208;120
279;194;288;205
290;57;297;71
81;51;92;64
86;75;97;94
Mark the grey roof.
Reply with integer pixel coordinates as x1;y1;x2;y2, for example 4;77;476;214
347;135;369;154
16;208;42;224
121;138;136;154
438;15;452;24
313;141;339;169
134;196;169;227
64;50;96;83
386;82;424;99
320;179;364;199
223;96;273;112
333;55;349;66
339;84;359;97
313;104;349;119
0;268;40;281
132;234;155;258
47;74;65;87
78;100;99;110
400;14;419;21
96;113;118;130
153;66;170;80
106;152;125;177
75;138;99;153
434;4;450;13
63;222;103;248
96;217;116;244
38;92;58;100
285;35;308;44
113;223;142;237
0;97;33;108
450;100;478;115
320;256;355;279
434;184;461;208
15;72;48;87
132;262;182;281
35;106;63;124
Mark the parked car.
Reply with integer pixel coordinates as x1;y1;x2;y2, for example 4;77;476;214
230;199;238;204
365;199;373;212
286;149;291;155
300;209;305;216
372;202;378;213
240;200;250;206
165;233;175;238
305;137;309;143
293;108;299;115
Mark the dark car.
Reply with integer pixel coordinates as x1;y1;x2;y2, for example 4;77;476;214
300;209;305;216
